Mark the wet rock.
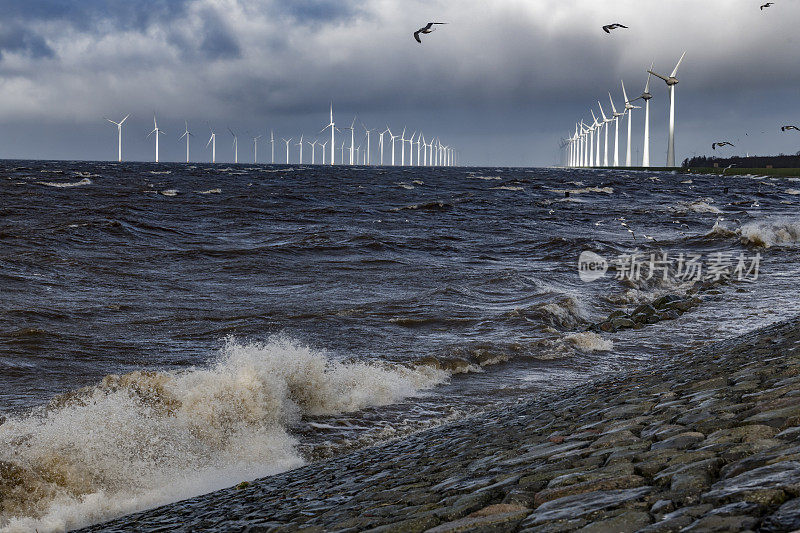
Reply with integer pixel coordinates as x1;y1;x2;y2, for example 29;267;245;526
703;461;800;505
650;432;705;451
760;497;800;532
424;504;529;533
681;513;759;532
632;304;657;317
524;487;651;525
611;318;636;330
650;499;675;516
576;510;651;532
607;310;629;320
743;405;800;429
370;513;440;533
652;294;683;309
534;475;646;506
638;504;713;533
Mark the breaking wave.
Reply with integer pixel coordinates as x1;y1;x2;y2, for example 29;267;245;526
37;178;92;188
740;218;800;248
0;338;447;532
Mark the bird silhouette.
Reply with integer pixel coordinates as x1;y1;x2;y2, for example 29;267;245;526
602;23;628;33
414;22;447;43
761;2;774;10
712;142;734;150
781;125;800;132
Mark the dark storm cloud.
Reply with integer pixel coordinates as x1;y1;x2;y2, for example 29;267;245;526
0;25;54;60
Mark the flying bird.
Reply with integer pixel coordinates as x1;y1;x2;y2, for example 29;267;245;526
712;142;734;150
781;125;800;132
414;22;447;43
760;2;774;10
602;23;628;33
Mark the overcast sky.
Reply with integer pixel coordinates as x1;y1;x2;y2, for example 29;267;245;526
0;0;799;166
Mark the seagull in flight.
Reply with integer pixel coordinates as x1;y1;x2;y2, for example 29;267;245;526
760;2;774;10
712;142;734;150
781;125;800;132
602;23;628;33
414;22;447;43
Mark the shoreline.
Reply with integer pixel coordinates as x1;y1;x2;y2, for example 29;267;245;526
80;315;800;532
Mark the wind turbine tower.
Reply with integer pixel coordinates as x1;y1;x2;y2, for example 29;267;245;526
207;127;217;163
104;114;130;162
320;103;336;165
179;121;193;163
608;93;623;167
648;52;686;167
253;134;262;164
282;137;292;163
147;115;166;163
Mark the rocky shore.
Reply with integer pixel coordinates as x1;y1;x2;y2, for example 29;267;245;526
83;317;800;533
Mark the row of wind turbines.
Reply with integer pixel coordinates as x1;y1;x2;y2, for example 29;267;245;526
564;52;686;168
105;104;459;167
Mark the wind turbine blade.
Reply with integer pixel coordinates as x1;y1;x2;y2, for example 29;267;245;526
670;51;687;78
105;118;118;126
621;80;629;102
645;61;654;92
120;115;130;125
648;70;670;83
608;92;617;113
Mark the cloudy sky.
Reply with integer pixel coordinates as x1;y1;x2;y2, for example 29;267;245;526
0;0;799;166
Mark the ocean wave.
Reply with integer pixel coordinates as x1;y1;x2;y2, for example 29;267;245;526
553;186;614;195
0;338;446;532
740;218;800;248
490;186;524;191
673;199;722;214
37;178;92;188
196;189;222;195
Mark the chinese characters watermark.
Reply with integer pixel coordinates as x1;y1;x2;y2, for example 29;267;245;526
578;251;761;283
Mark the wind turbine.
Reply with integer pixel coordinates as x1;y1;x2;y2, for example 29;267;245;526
389;128;400;166
320;103;336;165
179;121;193;163
340;140;346;164
307;139;317;164
361;122;374;166
104;114;130;162
379;127;390;165
228;129;239;164
598;102;612;167
147;115;166;163
252;134;262;164
400;127;407;166
648;51;686;167
320;141;328;165
426;138;434;166
587;119;595;167
621;80;641;167
296;135;304;164
590;110;601;167
634;63;654;168
608;93;624;167
345;117;357;165
207;127;217;163
270;130;275;164
407;132;416;166
282;137;292;163
417;133;424;166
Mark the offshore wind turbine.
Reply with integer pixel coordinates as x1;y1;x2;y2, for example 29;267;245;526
361;123;374;166
648;51;687;167
621;80;641;167
228;129;239;164
416;133;423;166
636;63;654;167
598;102;612;166
346;117;357;165
270;130;275;164
104;114;130;162
147;115;166;163
320;141;328;165
407;132;416;166
587;119;595;167
379;128;388;165
307;139;317;164
207;127;217;163
282;137;292;163
400;127;407;166
320;103;336;165
388;127;399;166
590;110;601;167
179;121;193;163
252;134;262;164
608;93;624;167
340;140;346;164
426;138;434;166
296;135;304;164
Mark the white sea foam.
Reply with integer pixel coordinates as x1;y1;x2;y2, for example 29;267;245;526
0;337;447;532
740;218;800;248
160;189;179;196
491;186;524;191
468;176;502;180
38;178;92;188
563;332;613;352
196;188;222;195
785;189;800;195
673;199;722;214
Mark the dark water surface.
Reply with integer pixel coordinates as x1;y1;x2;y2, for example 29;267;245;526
2;161;800;531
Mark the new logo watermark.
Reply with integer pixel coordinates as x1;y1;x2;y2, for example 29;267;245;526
578;251;761;283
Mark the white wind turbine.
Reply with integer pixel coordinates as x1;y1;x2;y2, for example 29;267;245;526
621;80;641;167
228;129;239;164
608;93;624;167
587;119;595;167
400;127;407;166
417;133;424;166
388;127;399;166
104;114;130;162
345;117;357;165
296;135;304;164
207;127;217;163
147;115;166;163
407;132;416;166
590;110;601;167
320;103;337;165
307;139;317;164
340;140;346;164
281;137;292;163
252;134;262;164
598;102;613;167
320;141;328;165
426;138;434;166
361;123;374;166
633;63;654;168
179;121;193;163
270;130;275;164
648;51;686;167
